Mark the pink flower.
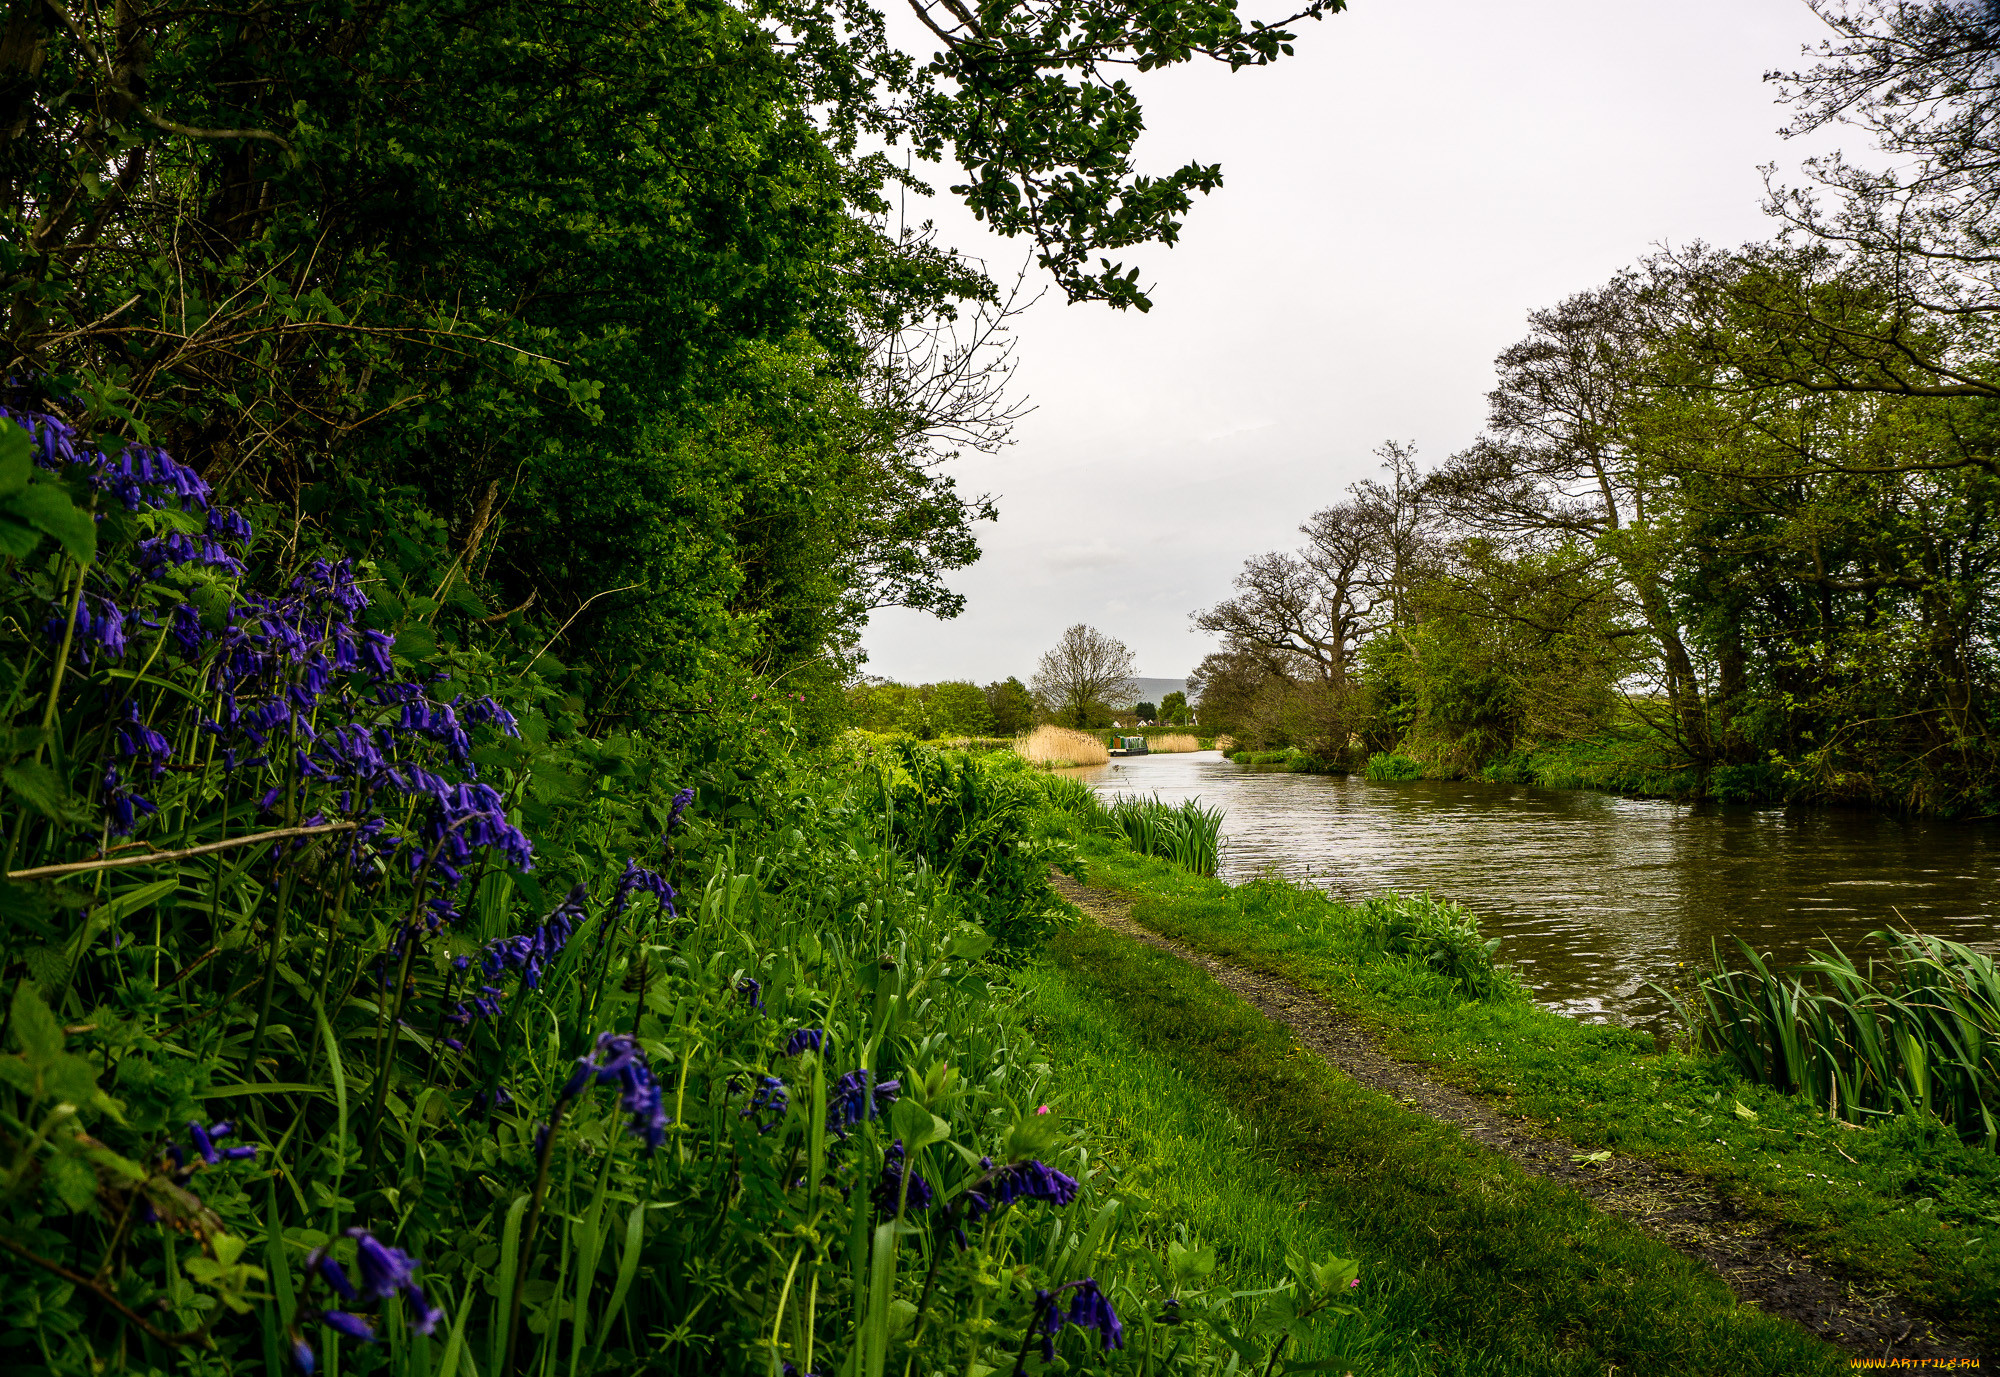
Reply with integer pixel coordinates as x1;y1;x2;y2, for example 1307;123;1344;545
1035;1105;1050;1116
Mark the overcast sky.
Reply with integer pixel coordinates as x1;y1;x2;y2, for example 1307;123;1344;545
857;0;1855;687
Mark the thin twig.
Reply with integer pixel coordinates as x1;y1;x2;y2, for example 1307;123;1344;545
0;1232;214;1348
7;821;359;880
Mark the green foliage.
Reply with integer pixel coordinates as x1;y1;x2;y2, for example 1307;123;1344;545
984;676;1038;735
1680;932;2000;1151
1158;690;1189;724
1363;753;1423;781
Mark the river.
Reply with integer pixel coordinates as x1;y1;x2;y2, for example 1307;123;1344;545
1069;751;2000;1027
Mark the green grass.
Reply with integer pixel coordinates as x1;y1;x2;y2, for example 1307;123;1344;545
1074;839;2000;1346
1033;923;1844;1376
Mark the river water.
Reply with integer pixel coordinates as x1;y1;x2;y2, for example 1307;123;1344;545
1068;751;2000;1027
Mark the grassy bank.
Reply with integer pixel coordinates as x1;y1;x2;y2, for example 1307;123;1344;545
1071;839;2000;1347
1029;926;1843;1375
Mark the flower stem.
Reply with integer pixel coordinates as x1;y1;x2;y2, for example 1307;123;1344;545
502;1098;568;1377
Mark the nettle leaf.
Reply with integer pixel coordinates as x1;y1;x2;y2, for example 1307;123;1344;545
11;984;64;1065
4;759;82;824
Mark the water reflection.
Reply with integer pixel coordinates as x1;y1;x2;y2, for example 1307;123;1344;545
1069;752;2000;1026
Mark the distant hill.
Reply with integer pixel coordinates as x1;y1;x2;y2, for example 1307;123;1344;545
1111;677;1188;711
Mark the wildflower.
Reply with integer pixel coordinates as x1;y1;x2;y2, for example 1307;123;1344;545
344;1228;444;1335
101;764;158;836
782;1028;824;1056
320;1311;377;1343
1035;1104;1050;1116
290;1336;317;1373
872;1140;934;1214
736;976;765;1011
741;1076;789;1133
963;1159;1079;1221
564;1032;671;1151
1064;1278;1123;1351
184;1120;259;1166
665;786;694;833
828;1069;900;1138
610;858;674;919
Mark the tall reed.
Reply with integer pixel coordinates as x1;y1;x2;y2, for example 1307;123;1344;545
1148;733;1201;753
1015;724;1110;767
1102;793;1224;877
1677;930;2000;1149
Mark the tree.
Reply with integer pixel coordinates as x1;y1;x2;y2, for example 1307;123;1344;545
1134;700;1158;722
1160;690;1189;723
1031;625;1139;728
983;676;1038;734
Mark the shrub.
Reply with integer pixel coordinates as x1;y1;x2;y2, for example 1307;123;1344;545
1363;753;1424;781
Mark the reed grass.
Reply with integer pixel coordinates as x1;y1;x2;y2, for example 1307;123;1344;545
1015;724;1110;766
1103;792;1223;877
1676;930;2000;1150
1147;732;1201;752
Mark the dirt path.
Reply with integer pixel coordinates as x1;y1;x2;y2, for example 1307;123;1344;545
1050;872;1980;1366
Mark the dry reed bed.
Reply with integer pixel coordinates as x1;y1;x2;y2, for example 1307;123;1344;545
1149;733;1201;752
1016;724;1110;766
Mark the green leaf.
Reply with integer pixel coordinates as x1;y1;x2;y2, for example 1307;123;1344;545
3;483;95;563
887;1099;949;1150
45;1153;98;1213
11;984;63;1064
0;514;42;558
3;760;78;824
0;420;32;500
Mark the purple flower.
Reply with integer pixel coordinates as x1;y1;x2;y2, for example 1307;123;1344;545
609;859;673;919
563;1032;671;1151
872;1140;934;1214
829;1069;900;1138
782;1028;824;1056
341;1228;444;1335
963;1159;1079;1222
1065;1278;1123;1351
740;1076;789;1134
320;1311;377;1343
291;1336;317;1373
665;786;694;834
101;764;157;836
736;976;764;1011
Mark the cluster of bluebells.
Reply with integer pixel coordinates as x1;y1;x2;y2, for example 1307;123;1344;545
1023;1278;1123;1370
740;1075;789;1134
291;1229;442;1372
6;402;532;904
963;1158;1081;1222
563;1032;672;1151
828;1068;900;1138
871;1140;934;1214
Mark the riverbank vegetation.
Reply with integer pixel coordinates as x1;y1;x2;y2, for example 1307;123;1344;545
1193;10;2000;816
1016;724;1113;767
1068;841;2000;1347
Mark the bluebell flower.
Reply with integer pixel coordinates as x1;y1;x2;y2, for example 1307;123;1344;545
290;1336;317;1373
343;1228;444;1335
665;786;695;833
320;1311;377;1343
609;858;673;919
872;1140;934;1214
740;1076;789;1134
828;1069;900;1138
783;1028;824;1056
963;1159;1079;1221
736;976;764;1011
563;1032;671;1151
1065;1278;1123;1351
102;764;157;836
